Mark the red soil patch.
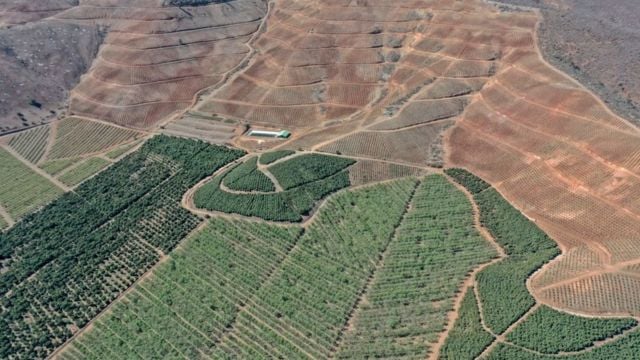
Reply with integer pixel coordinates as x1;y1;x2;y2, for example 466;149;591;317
55;0;267;129
447;14;640;316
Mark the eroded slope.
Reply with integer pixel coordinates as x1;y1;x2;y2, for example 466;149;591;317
56;0;267;129
447;9;640;316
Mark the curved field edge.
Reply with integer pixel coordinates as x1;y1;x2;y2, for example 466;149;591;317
0;136;244;359
191;153;354;222
58;174;500;358
59;178;417;358
442;168;640;359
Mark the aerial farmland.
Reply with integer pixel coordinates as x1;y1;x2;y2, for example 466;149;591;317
0;0;639;359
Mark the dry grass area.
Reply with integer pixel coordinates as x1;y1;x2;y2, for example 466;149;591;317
446;9;640;316
53;0;267;129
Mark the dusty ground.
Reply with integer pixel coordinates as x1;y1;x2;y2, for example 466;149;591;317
446;4;640;316
495;0;640;124
0;20;103;134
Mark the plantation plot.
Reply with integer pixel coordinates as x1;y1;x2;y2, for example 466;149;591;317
63;179;415;358
58;157;112;186
0;147;63;219
320;121;453;166
47;117;141;160
40;158;80;176
258;150;295;165
161;115;238;145
193;153;354;221
440;288;493;360
63;218;302;359
506;306;637;354
269;153;355;190
211;179;417;358
348;160;428;185
7;125;51;164
0;136;243;359
443;169;640;359
335;175;496;359
222;156;275;192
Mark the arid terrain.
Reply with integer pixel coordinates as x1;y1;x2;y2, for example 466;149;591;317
496;0;640;124
1;0;640;358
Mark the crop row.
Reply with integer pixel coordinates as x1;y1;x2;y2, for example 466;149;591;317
0;136;244;358
335;175;496;359
222;156;275;192
8;125;50;164
444;168;640;358
0;147;63;219
268;153;355;190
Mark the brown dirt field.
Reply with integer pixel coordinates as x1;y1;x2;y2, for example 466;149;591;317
446;5;640;316
56;0;267;129
348;160;430;186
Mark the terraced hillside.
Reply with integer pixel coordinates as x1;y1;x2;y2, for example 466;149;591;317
190;0;640;318
444;14;640;316
54;0;267;129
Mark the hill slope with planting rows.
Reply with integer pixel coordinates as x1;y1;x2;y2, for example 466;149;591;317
55;0;267;129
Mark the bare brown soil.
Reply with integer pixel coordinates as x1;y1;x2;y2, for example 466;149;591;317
161;113;238;145
447;5;640;316
56;0;267;129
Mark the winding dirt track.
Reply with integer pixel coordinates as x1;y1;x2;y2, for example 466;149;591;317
24;0;640;356
447;5;640;317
